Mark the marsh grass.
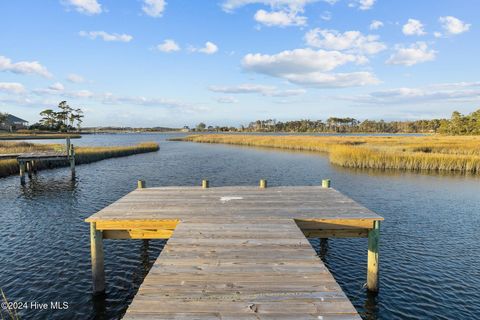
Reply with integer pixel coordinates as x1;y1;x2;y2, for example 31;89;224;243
0;142;159;178
0;289;19;320
176;135;480;173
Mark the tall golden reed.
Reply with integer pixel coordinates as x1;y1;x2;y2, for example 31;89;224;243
174;134;480;173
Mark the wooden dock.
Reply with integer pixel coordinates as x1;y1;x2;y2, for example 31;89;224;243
85;181;383;319
1;137;76;184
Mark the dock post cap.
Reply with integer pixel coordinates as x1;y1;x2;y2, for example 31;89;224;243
137;180;146;189
202;179;209;189
259;179;267;189
322;179;331;188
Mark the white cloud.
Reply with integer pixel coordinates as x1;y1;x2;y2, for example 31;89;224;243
369;20;383;30
49;82;65;91
215;96;239;103
320;11;332;21
0;55;52;78
242;48;379;88
305;29;386;55
402;19;426;36
221;0;319;12
67;73;85;83
157;39;180;52
142;0;166;17
254;9;306;27
191;41;218;54
222;0;317;27
357;0;375;10
433;32;443;38
101;93;199;111
0;82;26;94
209;83;306;96
70;90;94;98
62;0;102;15
282;72;379;87
386;42;436;66
342;82;480;104
439;16;471;35
243;48;363;74
79;31;133;42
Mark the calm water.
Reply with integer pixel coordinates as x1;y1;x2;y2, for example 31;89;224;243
1;133;479;320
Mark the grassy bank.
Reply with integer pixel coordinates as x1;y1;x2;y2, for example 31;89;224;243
0;142;159;178
0;133;81;140
173;135;480;173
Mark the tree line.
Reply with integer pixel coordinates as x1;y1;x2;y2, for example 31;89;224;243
30;101;84;132
193;109;480;135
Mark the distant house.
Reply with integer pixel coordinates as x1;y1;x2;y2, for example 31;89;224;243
0;114;29;131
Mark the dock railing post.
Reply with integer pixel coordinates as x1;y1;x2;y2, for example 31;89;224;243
137;180;146;189
259;179;267;189
70;144;75;180
202;179;209;189
90;222;105;294
367;220;380;292
19;161;26;185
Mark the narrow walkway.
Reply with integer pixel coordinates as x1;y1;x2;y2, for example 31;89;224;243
124;219;361;319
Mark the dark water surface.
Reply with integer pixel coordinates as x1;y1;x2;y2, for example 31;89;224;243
1;133;479;320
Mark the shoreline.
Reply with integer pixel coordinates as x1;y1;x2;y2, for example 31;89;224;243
172;134;480;174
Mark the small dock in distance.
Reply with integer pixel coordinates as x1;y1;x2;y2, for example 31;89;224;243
0;137;76;184
85;180;383;319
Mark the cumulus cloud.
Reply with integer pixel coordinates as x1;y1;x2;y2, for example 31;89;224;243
439;16;470;35
402;19;426;36
0;82;26;94
369;20;383;30
386;42;436;66
190;42;218;54
242;48;379;88
222;0;317;27
305;28;386;55
79;31;133;42
0;55;52;78
254;9;306;27
67;73;85;83
215;96;239;103
209;83;306;96
355;0;375;10
157;39;180;52
142;0;166;17
341;82;480;104
62;0;102;15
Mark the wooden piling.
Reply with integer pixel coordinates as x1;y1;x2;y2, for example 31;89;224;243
19;161;26;184
202;179;209;189
367;220;380;292
90;222;105;294
70;144;75;179
32;160;37;173
259;179;267;188
26;161;32;178
322;179;331;188
137;180;146;189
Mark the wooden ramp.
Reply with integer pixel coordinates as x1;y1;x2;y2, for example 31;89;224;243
85;184;383;320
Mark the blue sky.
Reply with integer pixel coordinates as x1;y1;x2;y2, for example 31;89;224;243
0;0;478;127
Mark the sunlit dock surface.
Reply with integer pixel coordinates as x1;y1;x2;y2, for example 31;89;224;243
86;183;383;319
